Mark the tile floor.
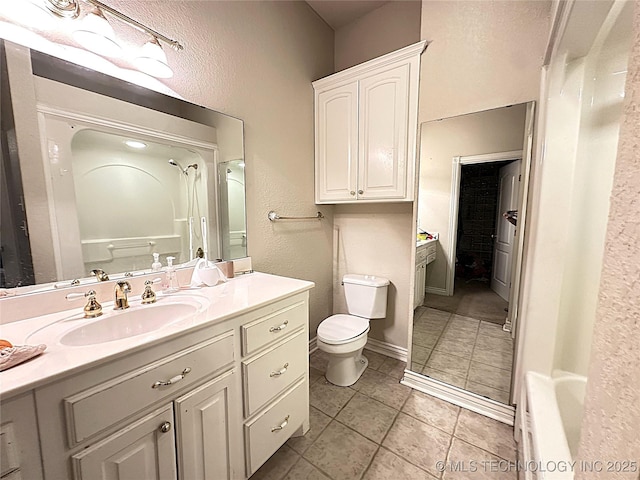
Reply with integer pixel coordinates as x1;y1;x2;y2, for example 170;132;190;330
250;349;518;480
410;307;514;404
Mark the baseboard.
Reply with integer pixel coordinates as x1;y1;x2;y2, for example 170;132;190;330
309;336;318;354
425;286;448;296
401;370;515;426
309;336;407;363
365;338;408;362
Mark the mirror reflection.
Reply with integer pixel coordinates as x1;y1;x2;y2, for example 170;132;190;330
0;40;247;289
410;103;534;404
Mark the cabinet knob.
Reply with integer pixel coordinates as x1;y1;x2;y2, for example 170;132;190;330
358;190;363;195
159;421;171;433
350;191;356;196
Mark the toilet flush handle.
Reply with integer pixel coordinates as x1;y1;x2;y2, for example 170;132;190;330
269;320;289;332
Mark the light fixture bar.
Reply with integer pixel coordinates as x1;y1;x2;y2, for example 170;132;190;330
84;0;184;51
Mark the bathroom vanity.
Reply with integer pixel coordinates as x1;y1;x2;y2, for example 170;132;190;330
414;239;437;309
0;273;313;480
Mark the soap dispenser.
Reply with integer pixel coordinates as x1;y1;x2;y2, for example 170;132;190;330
151;253;162;272
164;256;180;293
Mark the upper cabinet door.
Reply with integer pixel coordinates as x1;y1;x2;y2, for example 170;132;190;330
315;83;359;203
358;64;410;200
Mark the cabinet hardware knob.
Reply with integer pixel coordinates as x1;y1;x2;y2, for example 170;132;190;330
271;415;290;432
358;190;364;195
269;320;289;332
151;367;192;389
270;363;289;377
159;422;171;433
350;191;355;196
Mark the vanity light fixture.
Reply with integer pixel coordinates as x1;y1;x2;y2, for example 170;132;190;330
72;5;122;58
124;140;146;149
41;0;184;78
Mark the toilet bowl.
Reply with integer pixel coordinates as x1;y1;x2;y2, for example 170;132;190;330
316;274;389;386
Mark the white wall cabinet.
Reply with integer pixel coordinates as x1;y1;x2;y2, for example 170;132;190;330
4;290;310;480
314;41;426;204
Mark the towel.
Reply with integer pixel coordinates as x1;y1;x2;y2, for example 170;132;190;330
0;344;47;371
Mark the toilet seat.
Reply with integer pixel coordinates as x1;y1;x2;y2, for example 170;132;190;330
317;314;370;345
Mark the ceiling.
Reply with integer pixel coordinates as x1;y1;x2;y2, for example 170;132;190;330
306;0;388;30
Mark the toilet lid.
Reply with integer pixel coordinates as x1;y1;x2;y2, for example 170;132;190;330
317;315;370;345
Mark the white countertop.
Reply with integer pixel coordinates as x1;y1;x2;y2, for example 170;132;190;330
0;272;314;399
416;238;437;248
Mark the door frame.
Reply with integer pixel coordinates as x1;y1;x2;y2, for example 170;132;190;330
446;150;523;297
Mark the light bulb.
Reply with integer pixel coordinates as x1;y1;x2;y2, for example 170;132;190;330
136;37;173;78
72;6;122;58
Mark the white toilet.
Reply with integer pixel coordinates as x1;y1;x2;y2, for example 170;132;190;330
317;274;389;386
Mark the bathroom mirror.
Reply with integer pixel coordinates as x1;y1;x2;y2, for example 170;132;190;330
0;40;247;289
409;102;534;405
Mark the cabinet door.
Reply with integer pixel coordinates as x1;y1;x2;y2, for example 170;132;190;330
71;405;177;480
358;64;410;200
175;371;239;480
0;393;43;480
315;83;359;203
414;263;426;309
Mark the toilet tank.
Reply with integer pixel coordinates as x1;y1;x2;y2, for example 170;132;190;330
343;274;389;319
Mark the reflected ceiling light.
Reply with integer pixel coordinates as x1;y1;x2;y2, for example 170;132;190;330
124;140;147;149
5;1;57;29
136;37;173;79
72;5;122;58
43;0;80;19
238;162;246;168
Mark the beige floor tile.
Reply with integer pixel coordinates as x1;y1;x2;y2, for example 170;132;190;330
466;381;510;404
283;458;331;480
433;337;474;358
411;344;432;365
250;444;300;480
420;308;452;323
363;349;388;370
450;314;481;327
412;330;440;349
411;362;424;372
402;390;460;434
287;406;332;454
363;447;436;479
303;421;378;480
454;409;517;462
467;362;511;392
349;368;376;392
421;367;467;389
336;393;398;443
439;328;477;344
382;413;451;477
310;366;325;385
377;357;407;380
478;321;512;340
471;346;513;370
426;351;471;378
444;438;516;479
357;369;412;410
310;379;356;417
310;350;330;372
474;334;513;354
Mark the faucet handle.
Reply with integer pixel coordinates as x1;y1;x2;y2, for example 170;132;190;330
141;278;161;304
66;290;102;318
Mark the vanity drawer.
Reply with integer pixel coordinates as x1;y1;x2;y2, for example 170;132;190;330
426;242;436;256
242;330;307;417
416;245;428;264
244;379;306;476
426;252;436;264
64;331;234;445
241;300;307;356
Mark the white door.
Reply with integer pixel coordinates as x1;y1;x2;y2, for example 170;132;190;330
315;83;359;203
175;371;238;480
491;160;521;301
357;64;410;200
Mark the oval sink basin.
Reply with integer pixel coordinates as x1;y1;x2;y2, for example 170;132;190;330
59;299;203;346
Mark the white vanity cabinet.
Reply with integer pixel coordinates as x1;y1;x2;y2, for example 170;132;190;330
1;283;311;480
414;241;437;309
314;41;426;204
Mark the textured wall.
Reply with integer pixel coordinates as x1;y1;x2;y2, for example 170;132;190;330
576;1;640;472
419;0;550;122
2;2;336;336
334;1;421;71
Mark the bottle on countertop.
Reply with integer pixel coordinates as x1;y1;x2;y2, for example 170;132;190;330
151;253;162;272
164;256;180;293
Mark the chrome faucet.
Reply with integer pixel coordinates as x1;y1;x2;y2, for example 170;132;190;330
114;281;132;310
91;269;110;281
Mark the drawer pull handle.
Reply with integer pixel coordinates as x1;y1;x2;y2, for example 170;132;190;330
159;422;171;433
152;367;192;389
271;415;290;432
269;320;289;332
270;363;289;377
